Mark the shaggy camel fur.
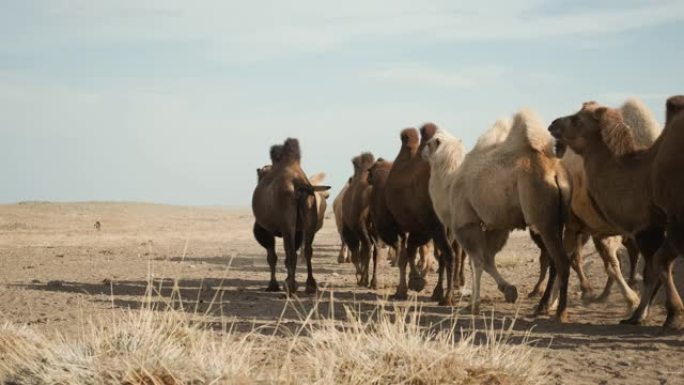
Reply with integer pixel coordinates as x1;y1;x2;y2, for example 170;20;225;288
341;152;378;287
549;102;668;326
650;95;684;329
544;99;661;313
333;180;351;263
252;138;330;294
384;128;461;305
423;111;573;321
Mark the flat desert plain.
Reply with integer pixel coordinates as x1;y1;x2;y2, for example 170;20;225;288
1;202;683;384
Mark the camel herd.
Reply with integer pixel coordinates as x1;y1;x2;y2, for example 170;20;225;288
251;95;684;330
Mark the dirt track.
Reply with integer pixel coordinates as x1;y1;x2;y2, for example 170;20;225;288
1;202;683;384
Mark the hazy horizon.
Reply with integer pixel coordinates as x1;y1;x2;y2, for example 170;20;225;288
2;1;682;206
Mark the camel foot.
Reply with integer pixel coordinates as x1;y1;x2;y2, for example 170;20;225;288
503;285;518;303
620;311;646;325
430;286;444;302
554;311;569;324
470;303;481;315
527;288;543;298
369;278;378;290
628;278;639;290
305;279;317;295
284;279;298;294
663;312;684;331
265;281;281;292
438;294;454;307
391;291;409;301
408;276;426;292
337;255;346;264
532;303;548;318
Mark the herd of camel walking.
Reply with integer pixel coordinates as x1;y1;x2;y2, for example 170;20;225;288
251;95;684;330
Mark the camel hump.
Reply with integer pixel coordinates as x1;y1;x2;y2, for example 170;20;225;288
666;95;684;126
420;123;439;142
352;152;375;173
620;97;661;146
309;172;327;185
506;108;553;155
474;117;512;151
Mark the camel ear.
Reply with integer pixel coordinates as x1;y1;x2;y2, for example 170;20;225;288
312;185;331;192
592;107;608;121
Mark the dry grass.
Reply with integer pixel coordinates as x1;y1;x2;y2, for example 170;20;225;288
0;286;548;385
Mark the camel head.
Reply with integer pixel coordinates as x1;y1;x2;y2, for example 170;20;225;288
549;101;637;158
351;152;376;177
256;165;272;182
367;158;391;186
666;95;684;127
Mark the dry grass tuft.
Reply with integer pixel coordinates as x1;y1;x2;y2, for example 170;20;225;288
0;290;548;385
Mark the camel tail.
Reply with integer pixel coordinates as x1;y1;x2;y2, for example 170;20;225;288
553;175;566;240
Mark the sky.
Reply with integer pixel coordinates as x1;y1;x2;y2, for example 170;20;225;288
1;0;683;206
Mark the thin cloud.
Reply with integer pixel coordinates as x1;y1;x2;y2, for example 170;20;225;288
366;65;505;89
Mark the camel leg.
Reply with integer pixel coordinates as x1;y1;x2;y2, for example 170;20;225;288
392;236;411;300
660;219;684;330
592;237;640;312
407;234;427;293
431;252;445;302
481;230;517;304
455;244;468;292
337;241;349;264
621;227;665;325
433;227;455;306
623;238;640;288
303;231;317;295
282;230;299;294
528;231;549;298
359;226;373;287
566;232;595;301
370;244;380;289
540;230;571;323
253;223;280;292
454;225;485;314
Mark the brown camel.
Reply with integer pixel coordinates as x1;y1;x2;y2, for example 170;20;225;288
341;152;378;287
367;159;440;279
549;102;668;325
251;138;330;294
538;99;660;314
384;127;462;305
650;95;684;329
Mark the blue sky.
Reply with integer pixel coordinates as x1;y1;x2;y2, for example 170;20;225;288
1;0;682;205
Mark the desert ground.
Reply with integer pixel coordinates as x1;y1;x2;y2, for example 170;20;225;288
1;202;683;384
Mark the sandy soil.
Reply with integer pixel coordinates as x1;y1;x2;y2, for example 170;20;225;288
1;202;682;385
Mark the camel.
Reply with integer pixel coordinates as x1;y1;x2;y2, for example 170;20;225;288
367;158;438;279
549;101;669;326
341;152;378;287
251;138;330;294
384;127;463;306
650;95;684;330
333;180;351;263
543;99;661;313
423;111;573;321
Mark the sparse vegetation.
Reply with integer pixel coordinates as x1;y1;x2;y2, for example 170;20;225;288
0;289;547;385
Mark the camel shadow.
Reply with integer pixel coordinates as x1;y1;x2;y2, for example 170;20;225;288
12;279;684;348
